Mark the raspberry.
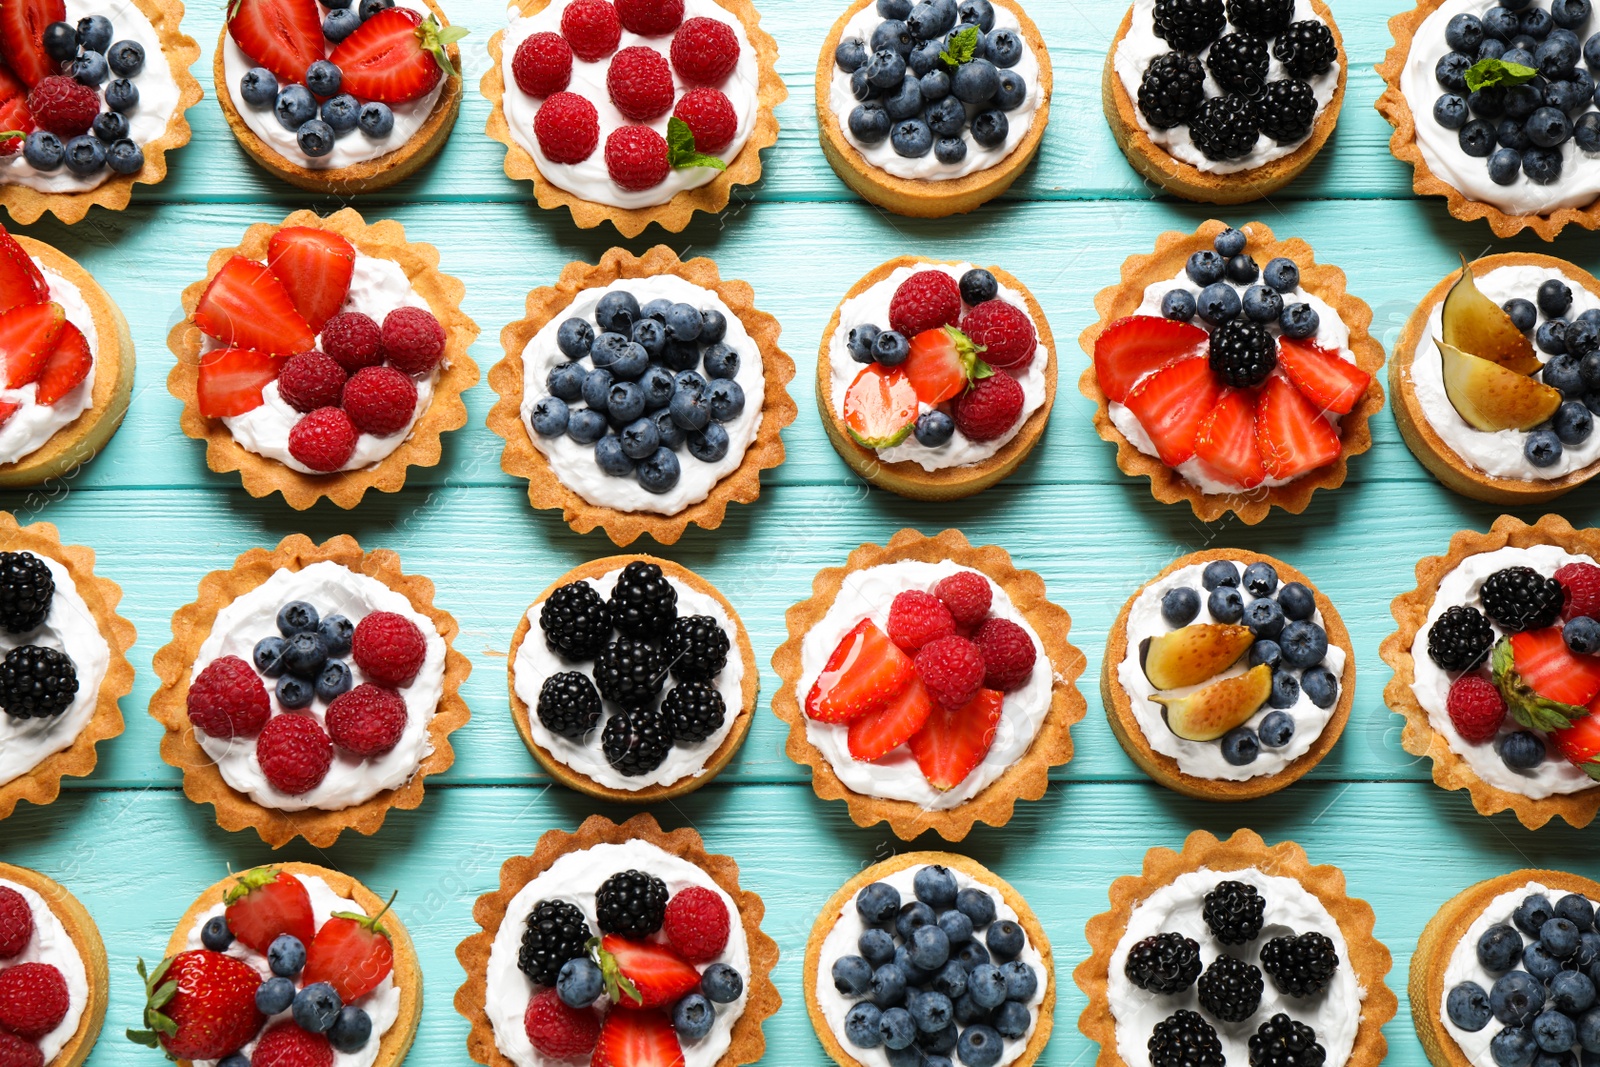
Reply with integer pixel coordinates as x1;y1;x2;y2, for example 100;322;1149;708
915;635;986;710
615;0;683;35
962;299;1037;371
605;124;669;190
1447;675;1507;745
325;683;408;757
319;312;382;371
380;306;446;376
670;16;739;83
954;370;1025;441
974;617;1036;691
560;0;622;61
672;87;736;153
513;30;572;97
250;1023;333;1067
606;46;674;122
662;885;730;964
0;963;67;1040
0;1032;41;1067
887;589;956;652
889;270;962;338
534;91;600;164
1556;562;1600;622
25;76;97;137
935;570;992;627
524;987;600;1060
342;365;418;437
276;351;347;414
186;654;270;739
256;712;333;796
287;406;357;472
352;611;427;688
0;886;33;959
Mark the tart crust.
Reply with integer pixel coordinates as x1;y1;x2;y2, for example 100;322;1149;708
803;851;1055;1067
487;245;796;546
816;256;1057;501
161;862;421;1067
1102;0;1345;204
1379;512;1600;830
1391;253;1600;504
771;527;1086;841
506;554;759;802
147;533;472;848
454;812;781;1067
1078;218;1387;523
1075;828;1397;1067
166;207;479;510
482;0;785;238
1102;548;1356;801
815;0;1051;218
0;864;108;1067
0;0;201;225
213;0;462;195
0;513;135;822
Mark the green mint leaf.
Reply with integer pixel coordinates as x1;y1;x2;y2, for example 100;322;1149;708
940;26;978;67
666;116;727;173
1464;57;1537;92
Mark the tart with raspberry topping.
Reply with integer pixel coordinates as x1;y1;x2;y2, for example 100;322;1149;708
0;863;107;1067
167;207;479;510
148;533;471;847
483;0;784;236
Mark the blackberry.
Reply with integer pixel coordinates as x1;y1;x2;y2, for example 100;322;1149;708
1249;1013;1326;1067
1190;92;1261;160
1197;954;1264;1022
607;561;678;640
1480;566;1563;633
1226;0;1295;38
517;899;592;986
601;704;674;776
540;581;611;661
1152;0;1226;52
1260;932;1340;997
663;681;726;744
0;552;53;634
1203;880;1265;944
1274;20;1337;78
1427;605;1495;671
1258;78;1317;142
1209;320;1277;387
595;869;668;937
536;671;602;741
1207;33;1271;96
668;615;730;682
1139;52;1207;129
0;646;77;720
1124;932;1203;994
1149;1010;1225;1067
593;636;668;707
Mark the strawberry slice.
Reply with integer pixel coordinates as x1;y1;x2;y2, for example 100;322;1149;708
194;256;315;356
0;401;19;429
0;67;34;157
842;363;918;450
0;300;63;389
266;227;354;333
0;222;46;314
34;320;89;404
903;326;990;406
1121;354;1225;467
847;675;934;761
597;935;702;1011
1093;315;1209;403
0;0;64;86
1553;698;1600;779
223;868;315;956
228;0;325;86
1276;336;1372;416
592;1009;685;1067
1255;374;1342;480
330;7;466;104
804;619;914;725
196;347;284;417
1193;388;1266;490
908;688;1004;791
301;892;396;1003
1506;627;1600;709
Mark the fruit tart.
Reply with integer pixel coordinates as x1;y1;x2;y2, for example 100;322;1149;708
1391;253;1600;504
1104;0;1345;203
1381;512;1600;830
488;245;795;546
772;528;1086;841
168;207;479;510
483;0;784;237
1080;219;1385;524
1104;549;1355;801
1076;829;1397;1067
455;813;780;1067
0;512;134;823
130;862;420;1067
0;864;108;1067
509;555;757;802
805;851;1054;1067
148;533;471;848
819;256;1056;501
818;0;1052;217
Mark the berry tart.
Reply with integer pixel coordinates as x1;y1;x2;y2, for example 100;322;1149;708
772;528;1086;842
455;813;780;1067
218;0;465;193
1104;0;1345;203
0;512;133;823
1103;549;1355;801
0;863;107;1067
818;0;1051;217
483;0;784;237
167;207;479;510
131;862;420;1067
1391;253;1600;504
509;555;757;802
488;245;795;546
1076;829;1397;1067
147;533;471;848
819;256;1056;501
1380;512;1600;830
1080;219;1385;524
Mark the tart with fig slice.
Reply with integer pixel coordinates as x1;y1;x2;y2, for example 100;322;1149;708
0;863;109;1067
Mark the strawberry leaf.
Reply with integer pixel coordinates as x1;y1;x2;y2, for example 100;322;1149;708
667;116;728;172
1492;637;1590;732
1464;57;1536;92
587;936;642;1006
418;14;469;80
940;26;979;67
331;889;397;938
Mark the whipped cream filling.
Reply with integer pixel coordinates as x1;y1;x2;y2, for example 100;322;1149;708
0;878;90;1065
484;839;751;1067
1441;880;1570;1060
189;560;448;813
797;559;1052;811
826;263;1048;471
0;263;98;467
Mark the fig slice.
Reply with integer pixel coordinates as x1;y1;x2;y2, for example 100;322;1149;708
1439;339;1562;433
1440;259;1542;376
1153;663;1273;742
1141;622;1256;691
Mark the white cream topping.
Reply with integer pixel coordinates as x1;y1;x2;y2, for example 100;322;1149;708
0;263;99;467
0;878;90;1066
1440;880;1568;1060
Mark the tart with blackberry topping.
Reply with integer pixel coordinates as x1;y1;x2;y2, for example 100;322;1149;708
1080;219;1385;524
0;863;107;1067
508;554;758;802
148;533;471;847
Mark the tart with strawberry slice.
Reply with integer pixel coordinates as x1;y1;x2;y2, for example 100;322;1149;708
168;207;478;510
772;528;1086;841
820;256;1057;501
483;0;784;237
1080;219;1386;523
455;812;780;1067
147;533;471;847
0;863;108;1067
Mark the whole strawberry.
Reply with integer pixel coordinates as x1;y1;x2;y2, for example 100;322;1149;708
224;867;316;955
1447;674;1506;745
302;890;397;1002
1556;562;1600;622
127;951;264;1061
953;370;1024;442
0;963;66;1039
962;299;1037;371
915;635;986;710
889;271;962;339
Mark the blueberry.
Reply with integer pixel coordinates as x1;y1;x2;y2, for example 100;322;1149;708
62;134;104;174
958;269;999;308
581;367;613;410
1279;620;1328;668
1225;254;1259;286
861;928;896;966
1541;278;1576;318
1493;1026;1539;1067
292;982;342;1034
1542;76;1587;113
1259;710;1295;748
1301;666;1338;708
1506;84;1543;122
99;134;139;174
651;408;685;450
909;865;958;910
1582;931;1600;969
991;1000;1030;1040
639;365;675;410
1214;227;1247;257
893;943;930;986
920;66;951;102
610;342;650;382
321;93;360;133
700;962;742;1004
873;17;915;53
607;381;646;423
105;76;139;113
1280;302;1320;339
1588;29;1600;67
314;660;352;703
1493;970;1548;1027
1527;105;1573;146
1161;586;1201;626
952;57;999;102
283;631;328;680
1250;640;1281;669
847;323;881;362
305;59;342;97
910;925;951;971
859;881;902;925
1582;1006;1600;1053
915;410;955;447
1546;917;1584;957
837;36;870;71
1523;5;1555;36
275;84;317;130
1269;669;1301;709
566;408;607;445
1187;250;1226;285
871;963;908;1007
1505;298;1539;331
1562;895;1597;931
1161;289;1197;321
1000;959;1037;1002
1525;145;1565;182
358;0;394;18
1449;981;1494;1031
985;920;1024;961
595;291;640;334
1438;50;1474;92
41;21;75;62
269;934;306;977
1557;399;1594;445
1525;941;1562;981
1551;970;1597;1014
891;117;934;156
986;27;1023;67
1539;320;1569;356
201;915;233;951
1555;0;1592;26
1236;561;1277;597
1197;282;1241;324
866;47;907;88
1480;924;1526;972
957;1024;1004;1067
358;101;395;138
937;909;973;946
874;329;911;365
1534;1009;1578;1053
909;990;954;1034
328;1006;372;1053
1202;560;1240;589
1436;92;1470;128
1518;895;1558;938
1524;427;1563;467
845;1002;883;1048
256;975;295;1015
884;74;924;120
1221;726;1260;765
254;636;287;677
324;6;361;40
1538;33;1581;77
23;131;63;170
90;110;127;144
1568;316;1600;357
530;396;569;437
591;433;630;476
1449;12;1487;51
674;369;709;399
955;940;991;971
956;887;996;928
880;1006;916;1049
1242;284;1283;323
897;900;937;941
76;14;112;52
834;955;875;996
931;960;968;999
1263;257;1299;293
1277;582;1315;621
849;103;890;143
967;963;1007;1008
278;601;318;635
1471;84;1507;117
953;990;989;1025
1209;585;1245;624
1243;596;1285;639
